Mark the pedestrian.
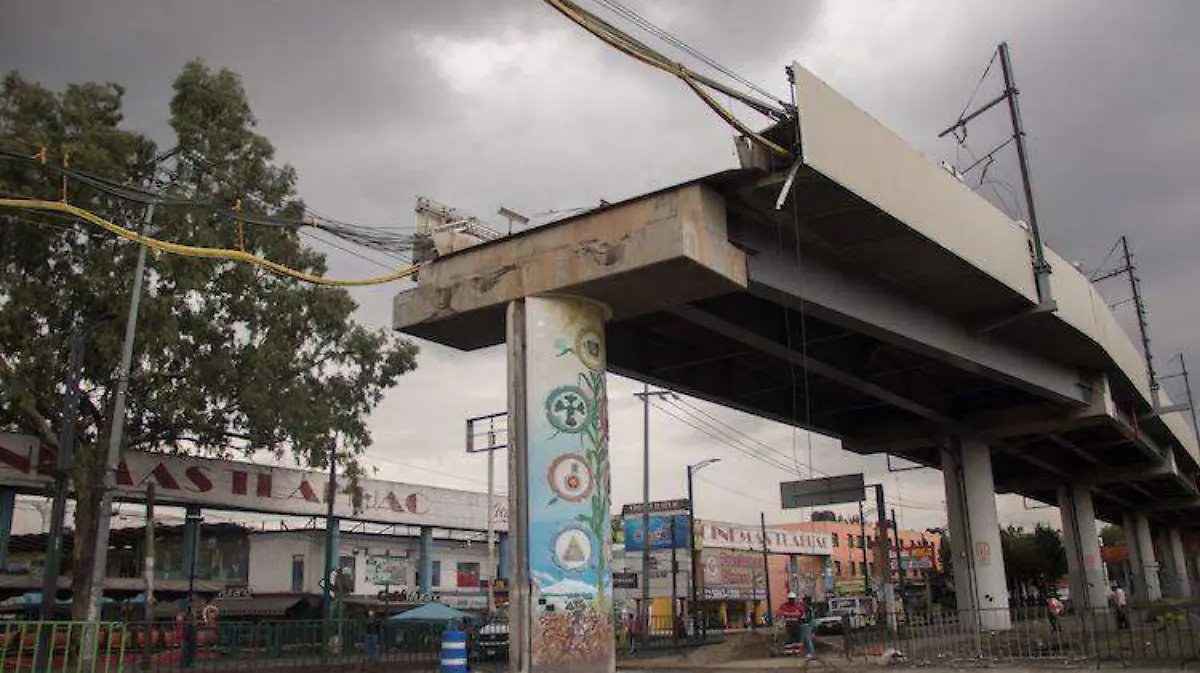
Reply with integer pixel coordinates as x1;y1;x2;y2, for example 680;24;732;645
777;592;805;655
1110;584;1128;629
800;595;817;660
364;610;381;666
1047;595;1063;633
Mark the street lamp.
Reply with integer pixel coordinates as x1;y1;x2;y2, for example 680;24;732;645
686;458;721;633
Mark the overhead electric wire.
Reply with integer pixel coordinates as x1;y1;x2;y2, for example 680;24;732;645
0;199;420;287
648;399;800;476
590;0;782;105
541;0;792;159
655;398;800;474
0;148;416;257
663;396;826;477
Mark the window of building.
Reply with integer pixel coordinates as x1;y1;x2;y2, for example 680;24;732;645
859;562;867;576
291;555;305;592
457;562;481;588
831;533;839;548
834;561;842;576
849;562;857;577
857;535;864;548
847;536;855;549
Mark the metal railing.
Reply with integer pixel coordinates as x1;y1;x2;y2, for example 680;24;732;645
0;614;727;671
841;602;1200;667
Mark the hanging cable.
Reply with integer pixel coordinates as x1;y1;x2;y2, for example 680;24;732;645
0;198;420;287
542;0;792;158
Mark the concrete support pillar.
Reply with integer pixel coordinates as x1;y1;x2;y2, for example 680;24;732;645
1057;484;1107;610
942;436;1010;630
1124;513;1161;601
418;526;434;595
498;532;510;580
507;296;613;673
0;488;15;571
1166;527;1191;598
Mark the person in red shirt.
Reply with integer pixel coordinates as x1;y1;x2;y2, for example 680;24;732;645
777;593;807;654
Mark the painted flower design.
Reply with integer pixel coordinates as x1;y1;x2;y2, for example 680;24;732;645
545;385;592;434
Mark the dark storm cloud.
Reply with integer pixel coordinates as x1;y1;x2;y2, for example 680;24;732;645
2;0;1197;529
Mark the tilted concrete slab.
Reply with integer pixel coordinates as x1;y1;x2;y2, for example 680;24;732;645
393;181;748;350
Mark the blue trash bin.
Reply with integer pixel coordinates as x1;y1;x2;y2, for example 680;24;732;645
441;630;467;673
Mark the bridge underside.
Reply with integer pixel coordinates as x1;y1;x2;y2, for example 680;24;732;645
395;166;1199;525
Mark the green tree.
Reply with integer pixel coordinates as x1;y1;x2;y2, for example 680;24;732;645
0;63;418;618
1100;524;1124;547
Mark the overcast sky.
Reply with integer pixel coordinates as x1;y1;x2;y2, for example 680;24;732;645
3;0;1198;536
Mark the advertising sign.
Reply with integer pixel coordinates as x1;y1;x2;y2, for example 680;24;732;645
780;474;865;509
701;549;766;600
521;297;613;673
622;499;690;516
623;514;690;551
0;433;508;532
365;554;408;586
612;573;638;589
698;520;832;556
888;547;935;572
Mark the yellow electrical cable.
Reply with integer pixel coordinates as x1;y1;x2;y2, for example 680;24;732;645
542;0;792;159
0;198;420;287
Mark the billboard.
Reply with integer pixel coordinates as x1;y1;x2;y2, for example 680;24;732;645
699;520;832;556
780;474;865;509
0;433;507;532
701;549;766;600
623;513;690;551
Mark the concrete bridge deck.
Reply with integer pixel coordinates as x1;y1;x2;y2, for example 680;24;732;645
393;62;1198;528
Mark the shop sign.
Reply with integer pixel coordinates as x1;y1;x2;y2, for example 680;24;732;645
0;433;508;532
623;514;690;551
216;587;253;600
699;520;832;556
613;572;638;589
702;587;766;600
365;554;408;585
622;499;690;516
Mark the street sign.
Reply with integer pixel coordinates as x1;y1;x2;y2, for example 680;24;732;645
613;572;638;589
622;499;690;516
780;473;865;509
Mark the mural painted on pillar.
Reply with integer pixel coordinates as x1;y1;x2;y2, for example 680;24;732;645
525;296;614;673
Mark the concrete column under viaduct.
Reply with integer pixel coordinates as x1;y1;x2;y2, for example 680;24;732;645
942;436;1011;630
1057;485;1107;610
1124;513;1162;602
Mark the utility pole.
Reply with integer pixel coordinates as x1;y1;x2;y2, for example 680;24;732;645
633;384;671;641
670;515;678;643
466;411;508;615
939;43;1054;309
1093;236;1158;394
759;513;773;625
686;458;720;635
143;484;155;669
859;500;869;596
323;439;339;621
892;508;906;614
83;147;179;671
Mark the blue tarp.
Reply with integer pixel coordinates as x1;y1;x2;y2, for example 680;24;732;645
387;602;473;624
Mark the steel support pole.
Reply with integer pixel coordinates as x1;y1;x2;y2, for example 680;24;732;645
670;515;678;642
759;513;772;624
487;445;496;614
999;41;1053;306
687;468;698;633
641;383;651;640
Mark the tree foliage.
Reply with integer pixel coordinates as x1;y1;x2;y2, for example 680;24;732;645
1100;524;1124;547
811;510;840;522
0;63;418;617
1001;525;1067;599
